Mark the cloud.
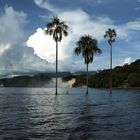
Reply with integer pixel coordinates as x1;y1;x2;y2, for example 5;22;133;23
126;19;140;30
34;0;60;13
0;6;26;45
33;0;129;41
0;6;57;76
27;28;68;62
60;10;128;40
122;57;132;65
0;6;27;63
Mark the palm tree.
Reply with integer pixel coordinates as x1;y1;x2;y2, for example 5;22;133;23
104;28;117;94
74;35;102;94
45;16;68;95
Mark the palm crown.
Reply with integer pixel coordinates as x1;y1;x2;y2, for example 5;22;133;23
45;16;68;42
74;35;102;64
104;28;117;45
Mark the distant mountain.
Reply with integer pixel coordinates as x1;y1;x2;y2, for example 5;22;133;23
73;71;96;76
43;72;72;78
0;71;42;79
0;75;49;87
0;72;73;87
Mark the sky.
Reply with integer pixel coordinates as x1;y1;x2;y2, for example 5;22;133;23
0;0;140;77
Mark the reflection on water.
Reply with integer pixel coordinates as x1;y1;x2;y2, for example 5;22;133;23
0;88;140;140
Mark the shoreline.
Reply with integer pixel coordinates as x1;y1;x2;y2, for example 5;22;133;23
0;86;140;90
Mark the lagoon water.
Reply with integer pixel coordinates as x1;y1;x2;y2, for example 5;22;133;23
0;87;140;140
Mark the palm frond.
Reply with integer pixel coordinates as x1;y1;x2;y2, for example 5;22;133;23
104;28;117;44
74;47;81;55
74;35;102;64
45;16;68;42
63;30;68;37
47;22;54;29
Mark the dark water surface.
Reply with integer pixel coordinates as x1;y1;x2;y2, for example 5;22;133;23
0;88;140;140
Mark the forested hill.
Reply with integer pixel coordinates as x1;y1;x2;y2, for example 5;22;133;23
0;72;74;87
73;59;140;88
0;74;51;87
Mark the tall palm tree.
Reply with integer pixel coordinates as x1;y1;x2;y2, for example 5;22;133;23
45;16;68;95
74;35;102;94
104;28;117;94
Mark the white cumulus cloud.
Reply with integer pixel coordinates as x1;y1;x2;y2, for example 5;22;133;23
0;6;57;76
27;28;68;63
0;6;26;45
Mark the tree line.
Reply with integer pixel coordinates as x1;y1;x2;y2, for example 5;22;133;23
73;59;140;88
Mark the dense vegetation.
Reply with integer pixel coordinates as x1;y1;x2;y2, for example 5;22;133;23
0;74;51;87
73;59;140;88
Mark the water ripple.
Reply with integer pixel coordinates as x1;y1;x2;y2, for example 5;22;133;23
0;88;140;140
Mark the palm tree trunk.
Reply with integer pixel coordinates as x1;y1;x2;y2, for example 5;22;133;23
86;63;89;95
110;43;112;94
56;41;58;95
